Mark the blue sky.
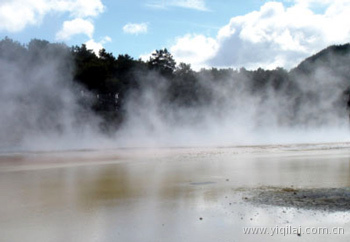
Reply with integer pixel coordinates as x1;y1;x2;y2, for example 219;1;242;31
0;0;349;70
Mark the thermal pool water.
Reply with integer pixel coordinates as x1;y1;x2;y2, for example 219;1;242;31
1;144;350;242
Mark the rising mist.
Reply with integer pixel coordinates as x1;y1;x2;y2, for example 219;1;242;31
1;39;350;151
0;39;112;152
117;62;350;147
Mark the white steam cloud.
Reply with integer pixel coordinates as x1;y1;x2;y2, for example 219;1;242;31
115;58;350;147
0;39;349;152
0;40;111;152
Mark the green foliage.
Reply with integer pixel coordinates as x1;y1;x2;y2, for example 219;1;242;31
148;48;176;77
0;37;26;61
292;44;350;75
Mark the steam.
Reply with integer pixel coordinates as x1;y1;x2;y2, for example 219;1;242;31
0;40;111;152
0;40;349;152
116;64;350;147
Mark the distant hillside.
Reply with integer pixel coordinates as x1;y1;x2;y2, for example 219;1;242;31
292;43;350;75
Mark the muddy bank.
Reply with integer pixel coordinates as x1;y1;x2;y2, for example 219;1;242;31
249;187;350;211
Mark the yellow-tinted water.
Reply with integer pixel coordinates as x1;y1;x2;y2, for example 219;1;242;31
0;146;350;241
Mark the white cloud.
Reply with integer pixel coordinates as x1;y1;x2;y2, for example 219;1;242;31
141;33;217;69
123;23;148;35
170;0;208;11
147;0;208;11
56;18;94;40
0;0;47;32
0;0;104;32
170;0;350;70
53;0;104;18
85;36;112;55
170;34;218;70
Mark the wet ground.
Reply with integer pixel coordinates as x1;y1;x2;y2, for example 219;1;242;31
0;144;350;241
249;187;350;211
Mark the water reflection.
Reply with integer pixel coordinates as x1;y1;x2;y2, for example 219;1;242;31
0;147;350;242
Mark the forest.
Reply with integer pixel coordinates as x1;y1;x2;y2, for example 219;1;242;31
0;37;350;145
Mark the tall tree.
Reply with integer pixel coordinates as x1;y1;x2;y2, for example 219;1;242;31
148;48;176;77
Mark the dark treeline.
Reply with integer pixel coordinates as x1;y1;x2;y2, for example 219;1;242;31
1;37;350;137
